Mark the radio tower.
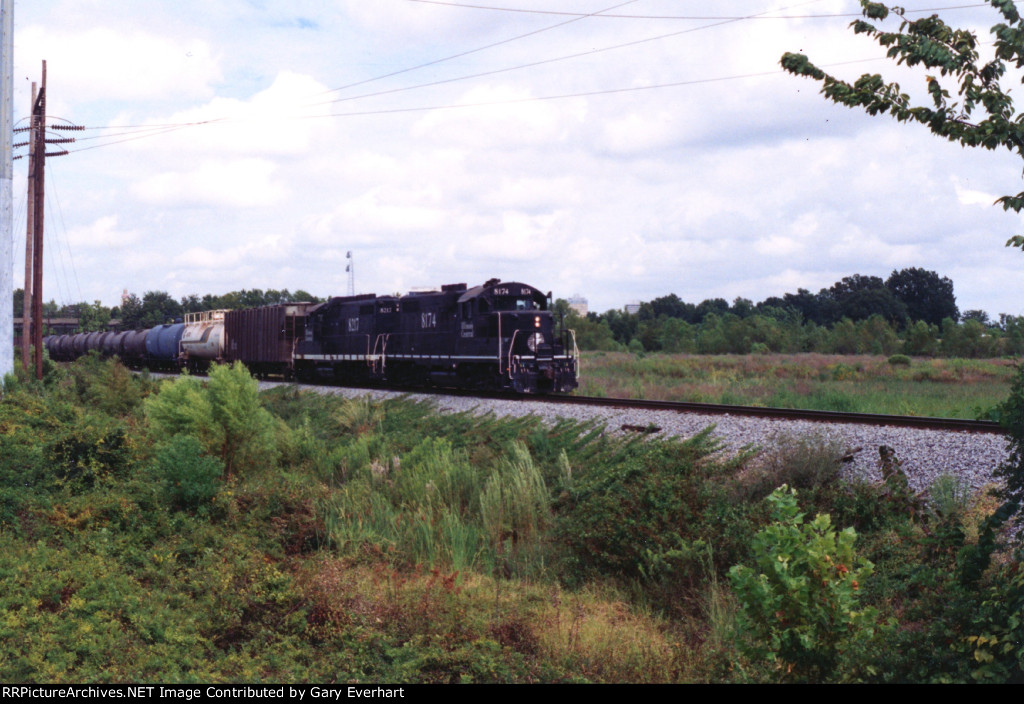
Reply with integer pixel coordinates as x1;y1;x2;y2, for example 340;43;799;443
345;251;354;296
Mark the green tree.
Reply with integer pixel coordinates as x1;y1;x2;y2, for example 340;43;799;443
144;363;277;479
886;268;959;326
782;0;1024;253
903;319;939;356
74;300;113;333
962;309;992;327
566;312;619;351
117;293;143;329
206;362;278;478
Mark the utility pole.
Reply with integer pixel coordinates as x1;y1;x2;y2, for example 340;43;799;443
0;0;12;382
30;62;45;380
21;82;34;371
13;63;75;379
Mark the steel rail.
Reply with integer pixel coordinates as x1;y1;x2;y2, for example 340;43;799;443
372;386;1005;434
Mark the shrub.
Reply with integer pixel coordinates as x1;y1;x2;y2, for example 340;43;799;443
554;429;750;587
887;354;911;367
145;363;277;479
206;362;278;478
62;355;151;417
963;547;1024;682
47;410;133;490
994;365;1024;525
151;435;224;511
145;374;216;446
728;486;884;683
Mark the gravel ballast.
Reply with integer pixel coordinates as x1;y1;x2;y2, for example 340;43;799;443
269;382;1010;496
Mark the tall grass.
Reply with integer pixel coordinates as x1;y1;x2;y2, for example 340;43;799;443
578;352;1014;418
323;436;552;577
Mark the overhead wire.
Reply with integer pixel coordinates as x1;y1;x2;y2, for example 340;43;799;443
310;0;827;108
399;0;1011;20
319;57;891;120
45;165;84;306
49;0;1005;154
318;0;643;97
63;0;828;149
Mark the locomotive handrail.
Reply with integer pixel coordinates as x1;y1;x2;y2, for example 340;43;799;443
507;330;521;380
371;333;389;373
497;313;503;375
568;328;580;380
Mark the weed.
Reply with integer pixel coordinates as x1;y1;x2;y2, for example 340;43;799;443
738;431;846;502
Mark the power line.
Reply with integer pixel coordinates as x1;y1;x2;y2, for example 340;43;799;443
55;55;898;155
319;0;643;98
45;165;83;305
58;2;821;147
67;122;216;153
47;0;999;154
313;0;825;109
400;0;1013;20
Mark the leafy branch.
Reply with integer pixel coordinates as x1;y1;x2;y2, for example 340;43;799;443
781;0;1024;251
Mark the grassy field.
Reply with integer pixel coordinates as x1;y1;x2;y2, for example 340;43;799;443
575;352;1018;418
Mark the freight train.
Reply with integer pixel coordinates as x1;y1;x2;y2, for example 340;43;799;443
44;279;579;394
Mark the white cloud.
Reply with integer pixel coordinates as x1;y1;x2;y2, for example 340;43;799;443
133;159;286;208
15;25;220;106
15;0;1024;319
413;84;585;149
954;180;998;208
65;215;139;249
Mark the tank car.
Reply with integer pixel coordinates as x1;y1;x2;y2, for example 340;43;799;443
179;310;227;372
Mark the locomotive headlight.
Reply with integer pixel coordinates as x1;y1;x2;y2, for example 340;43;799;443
527;332;544;352
534;316;541;328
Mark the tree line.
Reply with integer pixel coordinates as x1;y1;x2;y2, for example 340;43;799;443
559;268;1024;358
14;288;323;333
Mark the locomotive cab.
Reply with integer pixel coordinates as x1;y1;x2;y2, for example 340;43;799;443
458;279;578;393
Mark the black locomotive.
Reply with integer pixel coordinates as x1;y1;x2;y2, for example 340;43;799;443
45;279;579;394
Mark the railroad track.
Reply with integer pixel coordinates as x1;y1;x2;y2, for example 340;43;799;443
284;382;1005;435
156;370;1003;434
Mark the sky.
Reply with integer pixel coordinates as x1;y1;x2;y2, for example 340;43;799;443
9;0;1024;317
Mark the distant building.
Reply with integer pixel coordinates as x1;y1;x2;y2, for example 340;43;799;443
624;300;641;315
567;295;588;317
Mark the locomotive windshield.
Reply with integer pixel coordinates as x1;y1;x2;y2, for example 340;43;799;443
494;296;539;311
488;284;546;312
